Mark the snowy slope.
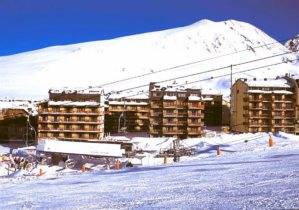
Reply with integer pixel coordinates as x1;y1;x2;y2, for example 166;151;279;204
0;132;298;209
0;19;298;99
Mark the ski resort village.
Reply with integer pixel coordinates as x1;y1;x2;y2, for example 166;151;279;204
0;6;299;209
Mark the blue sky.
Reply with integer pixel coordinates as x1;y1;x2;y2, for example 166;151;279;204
0;0;298;56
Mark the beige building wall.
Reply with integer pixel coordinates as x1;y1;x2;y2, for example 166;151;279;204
231;79;248;132
231;77;297;134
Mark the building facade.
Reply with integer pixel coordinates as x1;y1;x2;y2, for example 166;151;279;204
0;108;37;143
201;91;223;126
105;94;149;133
149;83;204;139
38;88;105;141
284;76;299;135
231;77;297;134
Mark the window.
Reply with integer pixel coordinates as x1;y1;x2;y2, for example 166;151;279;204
65;133;71;138
167;118;173;123
166;92;175;96
166;110;173;115
178;93;186;98
191;118;198;124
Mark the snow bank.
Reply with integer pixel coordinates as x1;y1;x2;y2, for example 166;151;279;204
0;145;10;155
131;137;175;153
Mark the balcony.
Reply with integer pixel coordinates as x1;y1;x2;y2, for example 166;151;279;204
55;137;101;141
136;113;149;119
248;123;259;127
248;97;261;102
163;130;178;135
40;111;102;116
163;120;177;125
187;119;202;126
137;107;149;113
177;121;187;126
163;102;177;109
249;114;260;119
285;115;295;119
150;102;162;109
38;120;101;125
188;113;202;118
38;128;101;133
187;129;201;135
149;119;161;125
150;111;162;117
188;104;204;110
260;114;271;118
163;110;177;117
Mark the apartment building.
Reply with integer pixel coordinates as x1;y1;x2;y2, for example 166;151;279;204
149;83;204;139
38;88;105;141
0;108;37;143
0;100;37;144
105;94;149;133
231;77;296;134
284;76;299;134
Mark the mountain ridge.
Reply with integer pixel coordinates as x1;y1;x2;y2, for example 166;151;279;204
0;19;297;99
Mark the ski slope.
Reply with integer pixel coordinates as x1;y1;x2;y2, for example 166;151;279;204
0;132;298;209
0;19;298;99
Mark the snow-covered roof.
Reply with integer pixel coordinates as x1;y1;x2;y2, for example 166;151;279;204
0;100;38;116
272;90;293;95
163;95;177;100
165;86;187;92
188;96;201;101
244;78;290;88
108;101;148;106
202;97;214;101
37;139;124;157
48;101;101;106
49;87;104;95
247;90;293;95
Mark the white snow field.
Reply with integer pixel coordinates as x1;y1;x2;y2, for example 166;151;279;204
0;132;298;209
0;19;298;99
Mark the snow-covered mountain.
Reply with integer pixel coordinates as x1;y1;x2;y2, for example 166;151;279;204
0;19;297;100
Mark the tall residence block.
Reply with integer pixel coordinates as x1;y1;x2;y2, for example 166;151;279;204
284;76;299;134
105;94;149;133
38;88;105;141
149;83;204;139
231;76;299;134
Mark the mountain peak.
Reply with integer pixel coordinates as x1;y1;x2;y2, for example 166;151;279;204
0;19;296;99
192;19;215;25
